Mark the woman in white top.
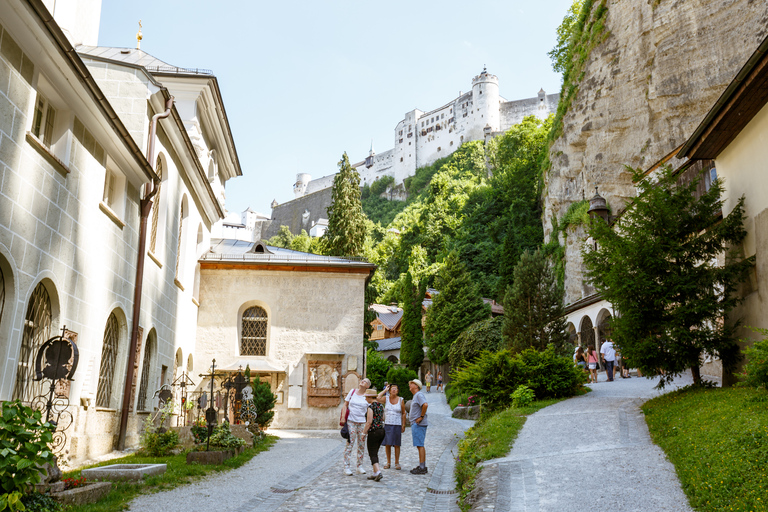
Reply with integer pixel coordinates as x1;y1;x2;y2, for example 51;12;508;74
340;378;370;475
377;383;406;470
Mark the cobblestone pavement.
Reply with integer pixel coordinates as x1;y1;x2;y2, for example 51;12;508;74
477;371;697;512
127;391;472;512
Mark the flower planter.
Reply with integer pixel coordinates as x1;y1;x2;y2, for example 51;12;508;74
51;482;112;506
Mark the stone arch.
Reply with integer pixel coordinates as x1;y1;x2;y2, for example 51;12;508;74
596;309;613;347
96;307;129;409
579;315;595;349
187;354;193;373
12;276;60;402
566;322;578;346
0;249;17;382
173;347;183;383
386;355;399;364
175;195;190;284
150;152;170;257
207;150;217;182
137;328;157;411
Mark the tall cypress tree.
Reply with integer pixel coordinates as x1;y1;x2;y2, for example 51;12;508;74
400;271;427;371
424;251;490;365
323;152;366;257
502;249;570;355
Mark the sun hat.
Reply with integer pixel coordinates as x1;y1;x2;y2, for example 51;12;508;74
364;388;378;397
409;379;423;390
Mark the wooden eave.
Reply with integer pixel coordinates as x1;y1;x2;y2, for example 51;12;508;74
680;35;768;160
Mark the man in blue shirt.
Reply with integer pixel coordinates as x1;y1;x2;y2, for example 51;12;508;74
408;379;429;474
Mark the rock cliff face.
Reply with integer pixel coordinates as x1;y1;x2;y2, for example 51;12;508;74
545;0;768;305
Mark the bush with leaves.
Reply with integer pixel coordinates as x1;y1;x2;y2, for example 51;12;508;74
19;492;61;512
451;347;587;409
366;349;393;390
741;328;768;389
449;316;504;369
139;400;179;456
385;366;419;401
0;401;55;510
208;422;246;449
511;385;535;408
252;376;277;429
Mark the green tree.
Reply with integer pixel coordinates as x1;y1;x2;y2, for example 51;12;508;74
449;316;504;369
502;249;571;355
548;0;585;75
365;348;393;390
267;225;295;248
583;165;753;386
251;375;277;429
323;152;367;257
424;251;490;365
400;270;427;371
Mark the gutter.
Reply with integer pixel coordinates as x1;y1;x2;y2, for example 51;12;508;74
679;35;768;159
26;0;157;182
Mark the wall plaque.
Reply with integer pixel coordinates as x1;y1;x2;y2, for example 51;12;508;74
307;360;342;407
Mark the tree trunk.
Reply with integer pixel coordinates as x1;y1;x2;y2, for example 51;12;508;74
691;364;701;386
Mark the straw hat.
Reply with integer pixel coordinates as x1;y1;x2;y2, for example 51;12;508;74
409;379;423;390
364;388;378;397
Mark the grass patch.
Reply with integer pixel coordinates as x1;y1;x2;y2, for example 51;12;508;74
455;399;563;510
643;387;768;512
61;435;277;512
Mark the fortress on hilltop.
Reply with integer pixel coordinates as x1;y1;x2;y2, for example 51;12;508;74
267;69;559;237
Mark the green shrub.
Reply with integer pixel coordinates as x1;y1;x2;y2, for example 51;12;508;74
139;401;179;456
191;424;208;444
742;328;768;388
366;348;393;390
252;376;277;429
511;385;535;408
208;422;246;449
451;346;587;409
385;366;419;401
0;401;55;505
449;316;504;369
20;492;61;512
370;175;395;197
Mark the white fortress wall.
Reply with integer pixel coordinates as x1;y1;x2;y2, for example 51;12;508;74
304;174;336;195
500;92;560;128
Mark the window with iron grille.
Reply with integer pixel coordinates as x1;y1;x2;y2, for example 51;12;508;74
149;157;163;254
13;283;52;402
136;333;154;411
175;203;184;280
96;313;120;408
241;306;268;356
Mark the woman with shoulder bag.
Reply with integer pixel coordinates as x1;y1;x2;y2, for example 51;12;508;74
586;345;599;383
340;378;370;476
377;383;406;470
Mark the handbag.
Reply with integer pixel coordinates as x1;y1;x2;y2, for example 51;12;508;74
340;422;349;440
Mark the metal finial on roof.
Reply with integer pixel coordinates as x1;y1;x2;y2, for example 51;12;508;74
482;65;487;74
136;20;143;50
369;139;374;155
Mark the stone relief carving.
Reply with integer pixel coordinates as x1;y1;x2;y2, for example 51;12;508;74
307;360;342;407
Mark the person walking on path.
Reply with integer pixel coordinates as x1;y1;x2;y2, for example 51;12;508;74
574;346;587;376
340;377;371;475
408;379;429;474
425;370;432;393
586;345;599;383
363;388;385;481
377;383;406;470
436;371;443;392
601;338;617;382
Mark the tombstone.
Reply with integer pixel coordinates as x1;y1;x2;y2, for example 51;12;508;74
343;372;360;396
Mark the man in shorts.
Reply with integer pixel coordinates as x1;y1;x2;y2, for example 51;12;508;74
408;379;429;474
601;338;617;382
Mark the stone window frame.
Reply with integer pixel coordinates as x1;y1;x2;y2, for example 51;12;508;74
238;301;271;357
96;311;122;409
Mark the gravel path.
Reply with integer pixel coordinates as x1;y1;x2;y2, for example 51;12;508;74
127;391;472;512
480;371;697;512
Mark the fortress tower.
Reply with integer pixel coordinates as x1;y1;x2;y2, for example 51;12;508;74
294;173;311;198
471;67;501;139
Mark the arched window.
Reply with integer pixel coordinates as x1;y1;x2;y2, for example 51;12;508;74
580;316;595;348
0;266;5;326
175;197;189;284
136;330;155;411
149;156;163;254
241;306;268;356
13;282;53;401
96;312;120;408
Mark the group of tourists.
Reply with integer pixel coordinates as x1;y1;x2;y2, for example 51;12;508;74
573;338;631;383
423;370;443;393
340;377;430;481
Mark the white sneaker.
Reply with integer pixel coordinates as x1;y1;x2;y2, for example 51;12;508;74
344;468;353;476
357;467;366;474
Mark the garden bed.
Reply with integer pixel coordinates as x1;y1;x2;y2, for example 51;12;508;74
186;446;245;465
52;482;112;506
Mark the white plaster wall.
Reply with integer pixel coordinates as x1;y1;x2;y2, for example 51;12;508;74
195;268;368;428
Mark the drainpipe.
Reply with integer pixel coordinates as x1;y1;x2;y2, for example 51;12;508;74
117;97;174;450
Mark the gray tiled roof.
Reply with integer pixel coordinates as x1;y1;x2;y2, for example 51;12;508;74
201;239;375;269
77;46;214;76
375;337;401;352
370;304;403;330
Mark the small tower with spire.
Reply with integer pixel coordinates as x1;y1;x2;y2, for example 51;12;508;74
365;140;375;168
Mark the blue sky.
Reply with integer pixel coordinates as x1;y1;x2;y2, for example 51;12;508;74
98;1;572;216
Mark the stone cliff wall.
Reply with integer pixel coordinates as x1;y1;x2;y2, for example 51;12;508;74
545;0;768;305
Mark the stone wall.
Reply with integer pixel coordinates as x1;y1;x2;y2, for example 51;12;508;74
544;0;768;305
